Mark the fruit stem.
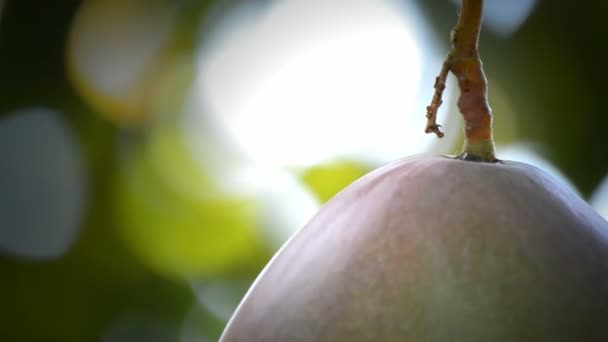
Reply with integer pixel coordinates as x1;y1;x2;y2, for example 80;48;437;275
425;0;496;162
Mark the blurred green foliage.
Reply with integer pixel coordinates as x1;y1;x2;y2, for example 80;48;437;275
114;128;267;278
300;160;372;203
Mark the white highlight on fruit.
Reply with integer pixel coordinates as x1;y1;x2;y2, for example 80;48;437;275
0;108;87;260
198;0;436;167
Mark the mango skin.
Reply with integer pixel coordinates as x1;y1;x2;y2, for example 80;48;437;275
221;155;608;341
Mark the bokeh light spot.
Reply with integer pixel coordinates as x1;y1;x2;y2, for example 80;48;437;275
67;0;177;124
190;279;252;322
591;175;608;220
450;0;538;37
0;108;87;260
182;76;320;250
198;0;438;167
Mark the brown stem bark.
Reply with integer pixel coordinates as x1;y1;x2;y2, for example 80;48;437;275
425;0;496;162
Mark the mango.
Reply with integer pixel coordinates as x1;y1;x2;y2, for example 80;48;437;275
221;155;608;341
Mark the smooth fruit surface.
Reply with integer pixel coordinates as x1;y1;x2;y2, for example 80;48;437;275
221;155;608;341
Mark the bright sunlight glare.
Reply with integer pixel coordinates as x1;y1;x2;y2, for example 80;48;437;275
198;0;432;167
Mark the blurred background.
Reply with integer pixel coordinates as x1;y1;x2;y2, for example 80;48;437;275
1;0;608;340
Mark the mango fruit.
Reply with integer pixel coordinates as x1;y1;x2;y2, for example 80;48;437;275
221;155;608;341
